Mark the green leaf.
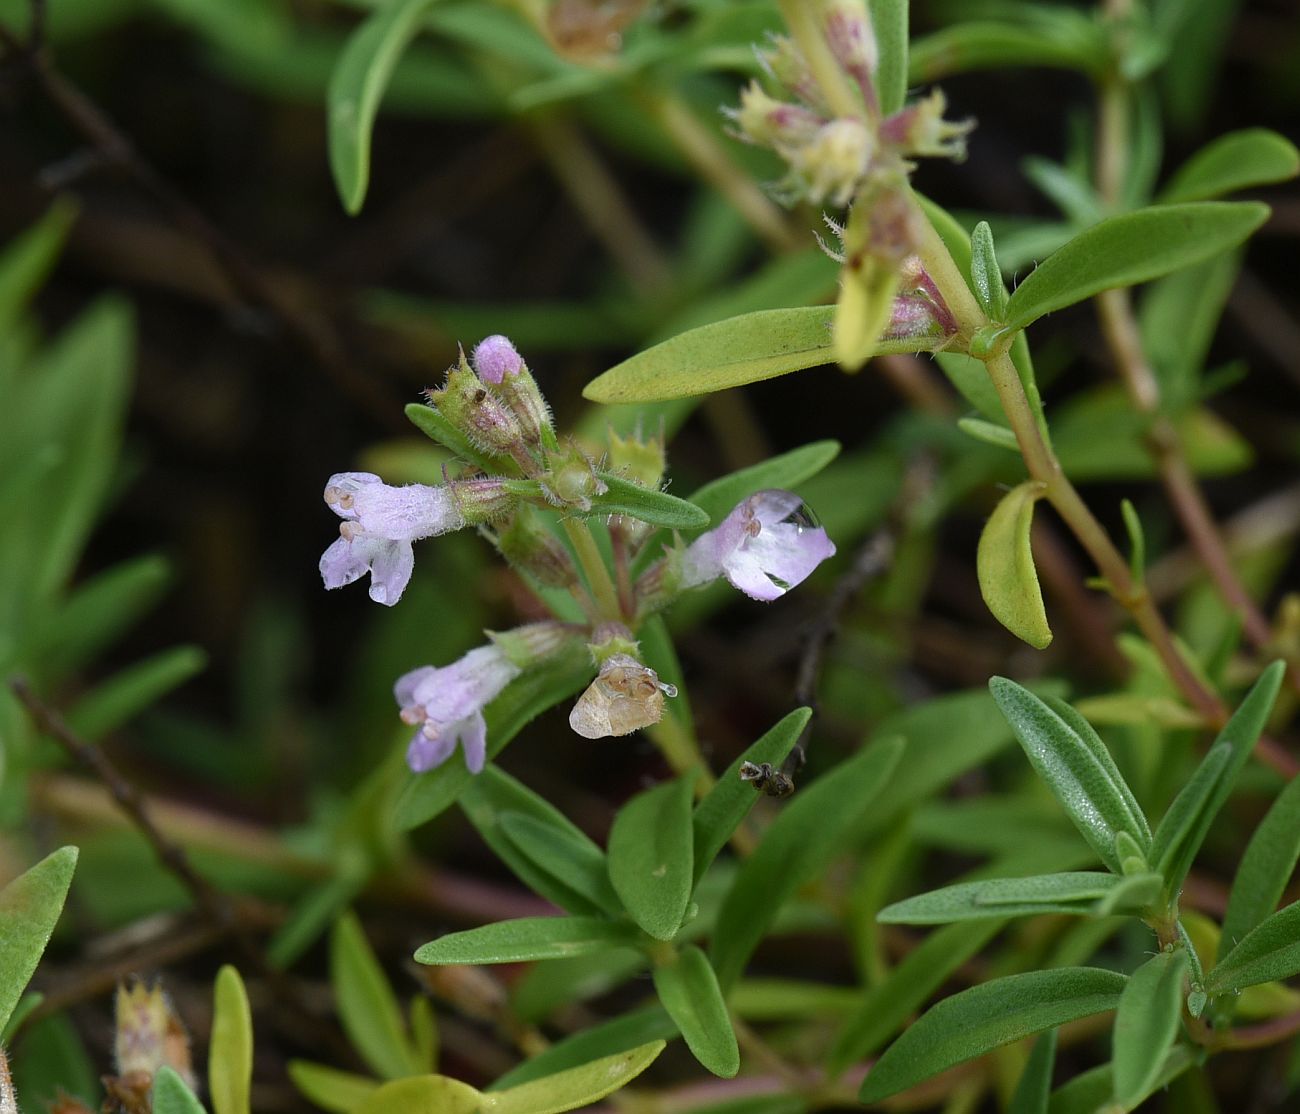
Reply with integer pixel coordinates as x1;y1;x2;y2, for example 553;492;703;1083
489;1007;674;1090
1009;1029;1057;1114
1002;203;1270;333
461;765;617;916
1091;872;1163;917
909;20;1108;82
978;481;1052;649
395;641;592;830
652;947;738;1078
607;775;696;940
878;872;1125;924
588;474;709;529
332;911;423;1079
0;198;77;327
0;846;78;1033
415;917;641;966
869;0;908;116
152;1067;208;1114
352;1075;482;1114
1220;771;1300;961
1048;1047;1195;1114
484;1040;665;1114
209;967;253;1114
67;645;207;739
1159;128;1300;204
990;681;1151;873
403;402;501;473
1112;949;1189;1110
686;442;841;531
1209;900;1300;994
499;813;621;916
287;1062;379;1114
692;708;809;885
829;920;1003;1072
958;416;1020;451
582;306;939;403
970;221;1008;319
859;968;1127;1102
712;737;905;991
328;0;438;215
1148;663;1285;895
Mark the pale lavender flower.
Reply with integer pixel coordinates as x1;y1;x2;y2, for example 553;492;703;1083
395;644;522;773
680;489;836;601
472;334;524;384
320;472;466;606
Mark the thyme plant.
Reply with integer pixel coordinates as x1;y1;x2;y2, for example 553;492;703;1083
2;1;1300;1113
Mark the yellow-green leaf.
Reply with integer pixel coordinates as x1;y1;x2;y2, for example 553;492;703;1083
978;480;1052;649
209;966;253;1114
351;1075;482;1114
484;1039;665;1114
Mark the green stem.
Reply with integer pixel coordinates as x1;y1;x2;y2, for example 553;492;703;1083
562;518;623;621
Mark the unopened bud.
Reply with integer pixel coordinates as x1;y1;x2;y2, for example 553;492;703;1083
430;360;532;467
823;0;878;96
114;981;194;1091
760;34;824;111
489;620;580;669
730;83;821;150
881;90;974;161
798;118;874;207
472;334;524;384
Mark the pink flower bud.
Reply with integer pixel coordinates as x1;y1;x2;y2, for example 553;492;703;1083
472;334;524;384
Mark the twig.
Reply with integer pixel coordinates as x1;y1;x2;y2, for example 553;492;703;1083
9;679;356;1063
0;22;404;432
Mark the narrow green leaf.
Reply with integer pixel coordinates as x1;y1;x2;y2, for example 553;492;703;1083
692;708;809;885
152;1067;208;1114
1209;900;1300;994
686;442;841;531
970;221;1008;319
352;1075;482;1114
415;917;641;966
499;812;621;916
909;20;1108;82
588;474;709;529
1047;1047;1195;1114
829;921;1003;1072
1149;663;1286;894
878;872;1122;925
209;966;253;1114
331;911;422;1079
328;0;438;214
990;680;1151;873
869;0;908;116
652;947;739;1078
1009;1030;1057;1114
1220;772;1300;961
712;737;905;991
1003;203;1270;332
1112;949;1189;1109
485;1040;665;1114
287;1062;379;1114
461;765;616;916
978;481;1053;649
859;968;1126;1102
67;646;207;739
582;306;939;403
489;1007;674;1091
395;642;593;830
958;416;1019;452
0;846;78;1033
1092;872;1163;917
607;776;696;940
1121;499;1146;583
1159;128;1300;204
0;198;77;326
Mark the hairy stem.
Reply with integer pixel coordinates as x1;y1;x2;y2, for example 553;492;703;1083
563;517;624;621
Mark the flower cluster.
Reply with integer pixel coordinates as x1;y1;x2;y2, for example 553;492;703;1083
726;0;970;369
320;336;836;776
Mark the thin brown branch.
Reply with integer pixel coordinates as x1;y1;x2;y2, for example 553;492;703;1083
0;25;404;431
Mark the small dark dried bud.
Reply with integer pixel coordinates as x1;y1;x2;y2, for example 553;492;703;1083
739;761;795;798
